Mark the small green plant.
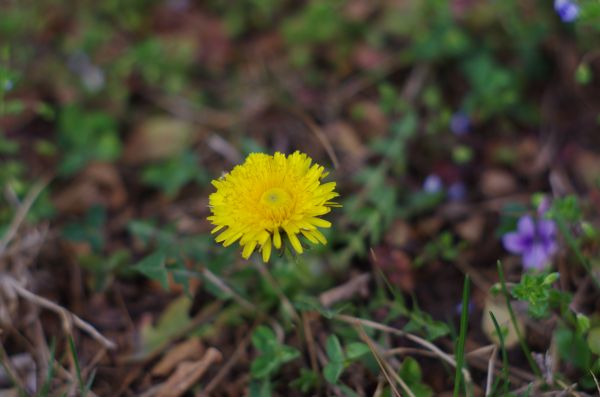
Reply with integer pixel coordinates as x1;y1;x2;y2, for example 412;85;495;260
509;272;569;318
250;325;300;379
57;105;121;176
141;150;208;197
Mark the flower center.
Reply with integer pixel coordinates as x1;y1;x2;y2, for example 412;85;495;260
260;187;291;209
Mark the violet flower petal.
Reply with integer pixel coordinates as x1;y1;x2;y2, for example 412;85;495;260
517;215;536;238
537;219;556;240
503;232;528;254
523;243;549;270
554;0;579;23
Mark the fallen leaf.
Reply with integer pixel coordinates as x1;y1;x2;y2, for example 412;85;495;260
480;169;517;197
481;297;525;349
152;338;204;377
53;162;126;214
325;121;368;168
155;347;222;397
455;214;485;243
124;117;195;165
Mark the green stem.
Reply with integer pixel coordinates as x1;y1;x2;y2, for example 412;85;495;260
496;261;542;378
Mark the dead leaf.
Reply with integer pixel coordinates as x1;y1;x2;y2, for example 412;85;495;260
124;117;195;165
480;168;517;197
53;162;126;214
455;214;485;243
573;148;600;190
325;121;368;168
152;338;204;377
383;219;412;247
155;347;222;397
481;297;525;349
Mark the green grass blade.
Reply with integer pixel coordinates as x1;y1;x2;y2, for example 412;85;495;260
39;338;57;397
453;275;470;397
489;311;510;394
68;335;85;394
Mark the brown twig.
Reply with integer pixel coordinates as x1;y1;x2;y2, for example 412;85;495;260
319;273;370;307
485;346;498;397
2;276;116;350
200;333;251;396
356;324;412;397
334;314;473;394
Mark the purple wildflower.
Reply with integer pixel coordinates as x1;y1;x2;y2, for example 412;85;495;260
502;215;558;270
448;182;466;201
554;0;579;23
450;111;470;136
423;174;443;193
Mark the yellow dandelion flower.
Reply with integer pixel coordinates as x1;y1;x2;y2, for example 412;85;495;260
208;151;339;262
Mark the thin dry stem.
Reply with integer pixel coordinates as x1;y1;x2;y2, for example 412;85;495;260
356;325;414;397
0;177;50;253
2;276;116;350
485;346;498;396
334;314;473;395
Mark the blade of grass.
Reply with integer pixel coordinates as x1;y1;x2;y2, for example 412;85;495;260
83;369;97;396
453;275;470;397
489;311;510;394
39;338;57;397
68;335;85;395
496;261;541;378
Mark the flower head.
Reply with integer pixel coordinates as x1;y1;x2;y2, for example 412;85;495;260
554;0;579;23
423;174;443;193
450;111;471;136
208;151;339;262
502;215;558;270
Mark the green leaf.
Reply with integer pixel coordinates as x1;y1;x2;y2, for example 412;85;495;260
400;357;422;384
141;151;206;197
252;326;277;352
323;361;344;384
278;345;300;363
576;63;592;85
251;354;280;379
577;313;591;334
62;206;106;252
326;335;344;363
168;258;192;297
587;327;600;355
249;379;272;397
134;251;168;289
346;342;370;361
556;326;591;370
291;369;318;393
